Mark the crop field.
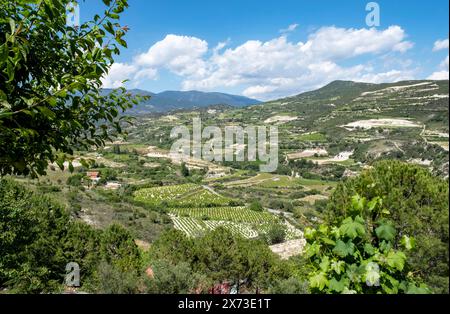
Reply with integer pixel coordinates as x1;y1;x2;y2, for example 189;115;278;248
203;220;259;238
169;215;206;237
175;189;233;207
297;132;327;142
135;183;307;241
168;206;275;223
134;183;200;205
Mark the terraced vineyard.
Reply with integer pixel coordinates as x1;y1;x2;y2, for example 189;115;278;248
169;206;275;223
135;183;303;240
134;183;200;206
174;189;234;207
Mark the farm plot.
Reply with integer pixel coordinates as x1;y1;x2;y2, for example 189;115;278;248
134;183;200;206
203;220;259;238
175;189;234;207
169;206;275;224
169;214;206;237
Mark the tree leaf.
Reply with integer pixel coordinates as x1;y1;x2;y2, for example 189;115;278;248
331;260;345;275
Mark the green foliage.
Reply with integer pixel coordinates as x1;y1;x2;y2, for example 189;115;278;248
0;178;142;293
90;261;140;294
0;0;148;176
326;160;449;293
99;224;141;273
66;173;85;186
268;277;309;294
305;194;430;294
249;200;263;212
0;178;69;292
144;260;206;294
265;223;287;245
181;162;190;177
147;227;278;293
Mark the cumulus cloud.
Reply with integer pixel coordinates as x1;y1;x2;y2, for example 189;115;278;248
428;71;449;80
103;26;416;99
428;39;449;80
179;26;413;99
432;39;449;51
135;34;208;77
101;63;137;88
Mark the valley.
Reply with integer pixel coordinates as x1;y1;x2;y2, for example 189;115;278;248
15;80;448;252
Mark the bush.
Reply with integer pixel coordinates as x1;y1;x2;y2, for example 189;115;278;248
266;223;287;245
249;200;264;212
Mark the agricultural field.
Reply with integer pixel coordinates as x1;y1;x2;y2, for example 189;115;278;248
134;183;201;206
134;183;304;239
168;206;275;223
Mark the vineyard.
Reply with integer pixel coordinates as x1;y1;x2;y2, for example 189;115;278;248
169;206;275;223
134;183;200;206
135;183;304;240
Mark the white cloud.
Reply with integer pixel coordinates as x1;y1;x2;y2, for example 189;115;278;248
179;25;414;99
432;39;449;51
427;71;449;80
105;26;415;99
428;40;449;80
280;23;299;33
135;34;208;77
101;63;137;88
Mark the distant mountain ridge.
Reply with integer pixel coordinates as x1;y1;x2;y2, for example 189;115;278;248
101;88;261;113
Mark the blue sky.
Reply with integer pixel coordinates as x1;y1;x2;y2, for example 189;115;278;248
80;0;449;100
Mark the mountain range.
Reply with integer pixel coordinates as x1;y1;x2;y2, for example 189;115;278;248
101;89;261;113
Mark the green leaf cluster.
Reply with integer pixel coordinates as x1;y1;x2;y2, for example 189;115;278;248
305;193;430;294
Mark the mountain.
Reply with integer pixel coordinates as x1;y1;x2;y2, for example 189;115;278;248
101;89;261;114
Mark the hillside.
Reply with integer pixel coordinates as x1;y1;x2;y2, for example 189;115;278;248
129;79;449;177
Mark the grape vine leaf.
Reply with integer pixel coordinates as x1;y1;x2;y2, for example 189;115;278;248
329;278;347;293
386;251;407;271
333;240;355;258
309;272;329;291
375;223;396;242
339;216;366;239
400;235;416;250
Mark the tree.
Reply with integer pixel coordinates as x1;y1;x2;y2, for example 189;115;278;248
144;260;205;294
181;162;189;177
113;144;121;155
326;160;449;293
66;173;85;186
0;0;148;177
0;179;69;292
249;200;263;212
100;224;141;274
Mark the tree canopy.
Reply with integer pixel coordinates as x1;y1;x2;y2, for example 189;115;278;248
0;0;147;177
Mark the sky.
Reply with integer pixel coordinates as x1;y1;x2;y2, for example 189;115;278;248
80;0;449;101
